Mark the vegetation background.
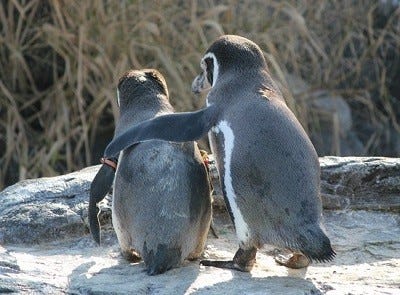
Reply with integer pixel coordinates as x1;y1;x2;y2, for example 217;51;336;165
0;0;399;190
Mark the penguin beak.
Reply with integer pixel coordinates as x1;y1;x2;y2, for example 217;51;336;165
192;73;211;94
191;74;203;94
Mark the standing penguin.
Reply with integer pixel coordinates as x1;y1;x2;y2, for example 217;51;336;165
104;36;335;272
105;69;212;275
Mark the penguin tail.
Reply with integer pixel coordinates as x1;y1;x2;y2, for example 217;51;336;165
142;242;182;275
295;227;336;263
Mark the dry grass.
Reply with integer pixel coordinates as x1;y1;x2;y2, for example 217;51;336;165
0;0;399;189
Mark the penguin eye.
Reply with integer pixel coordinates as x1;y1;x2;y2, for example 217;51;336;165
204;57;214;86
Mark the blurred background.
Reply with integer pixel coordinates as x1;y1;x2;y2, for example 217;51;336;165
0;0;399;190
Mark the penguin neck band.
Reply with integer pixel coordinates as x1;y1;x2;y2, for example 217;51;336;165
100;157;118;171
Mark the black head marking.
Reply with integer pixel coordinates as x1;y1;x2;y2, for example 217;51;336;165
142;69;169;97
118;69;168;96
204;57;214;86
116;69;169;107
206;35;267;73
192;35;266;94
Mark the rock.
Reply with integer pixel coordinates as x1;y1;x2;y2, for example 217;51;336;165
311;93;353;134
0;157;399;293
285;73;310;96
284;74;364;156
0;210;399;294
309;91;364;156
320;157;400;211
0;165;111;245
1;157;400;246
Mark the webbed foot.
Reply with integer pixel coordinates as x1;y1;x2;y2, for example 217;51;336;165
122;249;142;263
274;252;310;269
200;247;257;272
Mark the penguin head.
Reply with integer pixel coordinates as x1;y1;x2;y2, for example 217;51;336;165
192;35;267;94
117;69;169;109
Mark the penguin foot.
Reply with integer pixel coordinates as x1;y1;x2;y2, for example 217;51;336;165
200;247;257;272
274;252;310;269
200;259;243;271
122;249;142;263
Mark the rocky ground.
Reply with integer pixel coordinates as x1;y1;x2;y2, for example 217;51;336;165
0;157;399;294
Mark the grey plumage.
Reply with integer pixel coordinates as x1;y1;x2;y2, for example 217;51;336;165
195;35;334;263
112;69;211;275
104;36;335;270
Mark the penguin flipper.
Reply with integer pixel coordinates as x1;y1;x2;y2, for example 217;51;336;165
104;105;219;157
89;163;115;245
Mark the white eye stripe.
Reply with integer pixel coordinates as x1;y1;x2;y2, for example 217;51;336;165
117;89;121;107
202;52;219;87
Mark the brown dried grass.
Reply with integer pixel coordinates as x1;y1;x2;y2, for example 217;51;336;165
0;0;399;189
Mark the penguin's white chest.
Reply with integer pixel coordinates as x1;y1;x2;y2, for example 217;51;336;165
211;120;250;245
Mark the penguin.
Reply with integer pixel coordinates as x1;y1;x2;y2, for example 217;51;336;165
100;69;212;275
104;36;335;272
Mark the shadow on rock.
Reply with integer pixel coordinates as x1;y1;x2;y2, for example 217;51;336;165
68;257;202;294
188;270;322;295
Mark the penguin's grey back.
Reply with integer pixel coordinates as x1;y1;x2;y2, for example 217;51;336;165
112;69;211;274
114;140;210;271
212;89;330;260
201;38;332;259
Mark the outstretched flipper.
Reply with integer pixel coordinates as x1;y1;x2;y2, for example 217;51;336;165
104;105;219;158
89;158;117;244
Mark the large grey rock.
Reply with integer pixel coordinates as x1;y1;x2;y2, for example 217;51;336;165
1;157;400;246
284;74;364;156
309;92;364;156
320;157;400;211
0;157;399;294
1;210;399;294
311;93;353;134
0;165;111;245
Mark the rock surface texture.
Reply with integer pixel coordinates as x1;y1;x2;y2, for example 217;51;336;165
320;157;400;211
0;157;399;294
